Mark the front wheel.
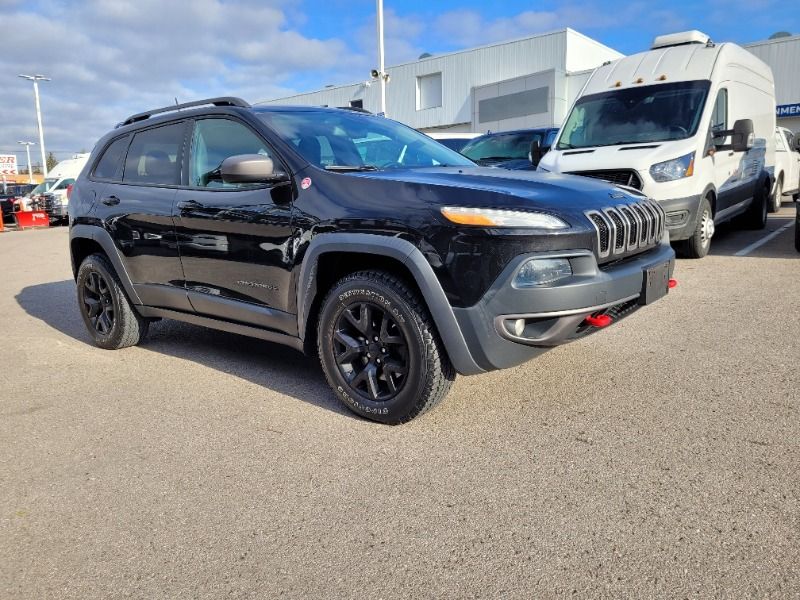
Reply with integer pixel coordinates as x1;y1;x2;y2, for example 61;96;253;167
678;196;714;259
317;270;455;424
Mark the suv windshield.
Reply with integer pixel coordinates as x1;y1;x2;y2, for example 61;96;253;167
29;178;58;195
462;131;551;162
557;81;711;149
257;110;474;170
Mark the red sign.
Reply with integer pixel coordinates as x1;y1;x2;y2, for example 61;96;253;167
14;211;49;229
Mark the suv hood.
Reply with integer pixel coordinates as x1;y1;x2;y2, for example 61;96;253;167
349;166;645;212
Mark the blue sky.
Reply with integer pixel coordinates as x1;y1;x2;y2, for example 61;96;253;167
0;0;796;161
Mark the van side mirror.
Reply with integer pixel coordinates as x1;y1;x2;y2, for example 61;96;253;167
713;119;754;153
794;137;800;152
529;139;543;166
220;154;289;184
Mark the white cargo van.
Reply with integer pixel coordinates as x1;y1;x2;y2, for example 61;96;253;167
26;153;90;223
539;31;776;258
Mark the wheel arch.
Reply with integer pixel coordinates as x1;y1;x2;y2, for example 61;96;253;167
296;233;484;375
70;225;142;304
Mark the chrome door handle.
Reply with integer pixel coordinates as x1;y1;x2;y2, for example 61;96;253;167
177;200;203;210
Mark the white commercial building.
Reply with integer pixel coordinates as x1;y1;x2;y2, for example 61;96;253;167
745;34;800;133
260;29;800;135
258;29;622;133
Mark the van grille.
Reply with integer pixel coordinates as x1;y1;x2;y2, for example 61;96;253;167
585;199;665;261
567;169;643;190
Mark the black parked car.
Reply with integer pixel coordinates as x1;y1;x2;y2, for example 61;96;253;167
69;98;675;424
461;128;559;170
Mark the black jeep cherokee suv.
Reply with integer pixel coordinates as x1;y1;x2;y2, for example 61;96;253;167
69;97;675;424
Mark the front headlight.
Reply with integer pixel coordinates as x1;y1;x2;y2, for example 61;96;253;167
513;258;573;287
649;152;695;182
440;207;569;229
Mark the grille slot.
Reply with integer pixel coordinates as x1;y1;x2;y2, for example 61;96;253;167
567;169;643;190
605;209;626;252
587;212;611;256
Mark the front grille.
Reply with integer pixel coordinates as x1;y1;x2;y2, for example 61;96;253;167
567;169;643;190
43;196;56;214
585;198;666;261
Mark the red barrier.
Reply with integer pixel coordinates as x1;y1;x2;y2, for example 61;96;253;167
14;210;50;229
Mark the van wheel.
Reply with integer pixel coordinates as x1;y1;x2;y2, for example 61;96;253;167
795;208;800;253
679;196;714;259
743;181;769;230
770;176;783;213
317;270;455;424
76;253;149;349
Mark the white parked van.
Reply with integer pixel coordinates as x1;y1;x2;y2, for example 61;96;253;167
539;31;776;258
26;153;90;223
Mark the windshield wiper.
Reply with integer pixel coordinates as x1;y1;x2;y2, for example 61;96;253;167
324;164;379;172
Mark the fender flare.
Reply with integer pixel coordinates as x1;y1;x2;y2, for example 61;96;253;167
70;224;142;305
296;233;485;375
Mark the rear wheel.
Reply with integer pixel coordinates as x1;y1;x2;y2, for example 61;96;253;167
770;176;783;213
678;196;714;259
795;205;800;253
317;270;455;424
77;253;148;349
743;181;769;230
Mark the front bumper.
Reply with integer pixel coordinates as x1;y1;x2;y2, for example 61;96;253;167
657;194;702;241
453;240;675;371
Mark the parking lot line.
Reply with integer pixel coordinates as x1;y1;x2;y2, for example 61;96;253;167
734;221;794;256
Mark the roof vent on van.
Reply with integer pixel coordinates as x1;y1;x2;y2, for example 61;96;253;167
651;30;712;49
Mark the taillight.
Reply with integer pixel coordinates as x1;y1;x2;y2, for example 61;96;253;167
66;184;74;200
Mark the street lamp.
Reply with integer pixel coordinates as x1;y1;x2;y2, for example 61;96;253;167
374;0;388;116
17;141;36;184
18;74;50;178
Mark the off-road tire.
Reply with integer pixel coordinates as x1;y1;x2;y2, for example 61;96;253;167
76;253;148;349
678;196;714;259
743;180;769;230
770;176;783;213
317;270;455;424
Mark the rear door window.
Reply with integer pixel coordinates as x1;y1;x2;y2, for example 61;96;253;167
123;122;186;186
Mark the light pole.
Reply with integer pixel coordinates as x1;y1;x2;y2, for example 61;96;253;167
18;74;50;178
375;0;387;116
17;141;35;184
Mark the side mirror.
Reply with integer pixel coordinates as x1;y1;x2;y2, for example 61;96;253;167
730;119;754;152
794;137;800;152
713;119;754;153
220;154;288;184
529;139;544;166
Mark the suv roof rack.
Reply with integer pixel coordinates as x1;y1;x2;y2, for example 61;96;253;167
119;96;250;127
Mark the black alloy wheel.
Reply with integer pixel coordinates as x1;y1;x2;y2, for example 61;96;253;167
82;271;116;335
332;301;409;401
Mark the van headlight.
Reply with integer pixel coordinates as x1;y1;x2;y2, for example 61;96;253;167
440;207;568;229
513;258;573;287
649;152;695;182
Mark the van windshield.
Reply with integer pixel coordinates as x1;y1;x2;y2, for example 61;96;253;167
29;178;58;196
557;80;711;149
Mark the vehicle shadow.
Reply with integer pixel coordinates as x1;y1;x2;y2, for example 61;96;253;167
15;280;349;418
707;214;796;258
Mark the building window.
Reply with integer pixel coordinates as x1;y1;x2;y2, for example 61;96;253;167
350;99;363;109
417;72;443;110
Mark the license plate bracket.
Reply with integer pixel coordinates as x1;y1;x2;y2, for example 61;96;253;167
640;261;670;305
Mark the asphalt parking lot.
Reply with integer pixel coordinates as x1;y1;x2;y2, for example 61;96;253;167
1;206;798;599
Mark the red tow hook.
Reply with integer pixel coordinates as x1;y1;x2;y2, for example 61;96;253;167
584;314;612;328
668;278;678;289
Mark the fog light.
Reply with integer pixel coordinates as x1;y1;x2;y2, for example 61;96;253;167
513;258;572;288
513;318;525;336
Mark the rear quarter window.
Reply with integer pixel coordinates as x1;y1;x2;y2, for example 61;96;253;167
93;136;130;181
